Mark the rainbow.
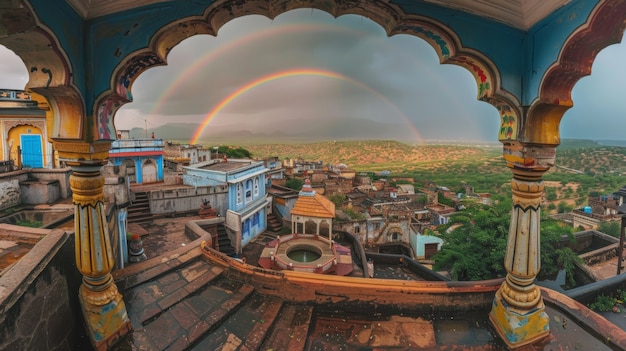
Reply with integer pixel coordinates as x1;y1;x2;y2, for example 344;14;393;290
151;23;366;117
189;68;423;144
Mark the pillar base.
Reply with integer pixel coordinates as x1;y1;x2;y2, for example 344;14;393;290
79;285;132;351
489;289;550;349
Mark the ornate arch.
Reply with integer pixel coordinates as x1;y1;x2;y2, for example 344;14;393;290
97;0;520;142
0;1;85;141
530;0;626;145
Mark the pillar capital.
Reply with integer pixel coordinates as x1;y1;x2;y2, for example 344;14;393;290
502;141;556;178
52;139;111;164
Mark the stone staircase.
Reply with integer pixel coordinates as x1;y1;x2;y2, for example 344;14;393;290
266;213;283;232
216;223;236;257
127;191;152;224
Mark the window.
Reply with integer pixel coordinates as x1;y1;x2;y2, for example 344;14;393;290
237;183;243;205
254;177;259;196
245;179;253;202
355;226;360;233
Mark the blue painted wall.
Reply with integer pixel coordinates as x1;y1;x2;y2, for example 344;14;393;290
229;175;266;212
110;155;163;183
28;0;601;111
523;0;600;105
241;207;266;247
30;0;86;94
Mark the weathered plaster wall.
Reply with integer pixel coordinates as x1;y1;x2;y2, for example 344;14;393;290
20;179;60;204
28;168;72;198
0;171;27;210
149;186;228;215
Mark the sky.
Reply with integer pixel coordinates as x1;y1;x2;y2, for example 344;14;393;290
1;9;626;143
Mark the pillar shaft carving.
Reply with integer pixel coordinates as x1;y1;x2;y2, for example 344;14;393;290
71;166;115;283
491;142;554;348
501;176;543;308
59;139;131;351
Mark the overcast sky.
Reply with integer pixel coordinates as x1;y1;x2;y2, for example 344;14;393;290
1;9;625;142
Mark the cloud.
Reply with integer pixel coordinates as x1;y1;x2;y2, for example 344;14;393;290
0;46;28;89
1;9;625;143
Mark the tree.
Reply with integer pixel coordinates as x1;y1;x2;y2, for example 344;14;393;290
597;221;621;237
218;145;251;158
285;178;304;191
432;202;509;280
433;201;582;285
328;193;346;208
557;201;573;213
545;187;557;201
437;192;455;207
539;219;582;287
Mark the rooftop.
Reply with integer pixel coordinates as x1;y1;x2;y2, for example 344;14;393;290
197;159;252;172
3;202;626;350
105;216;626;350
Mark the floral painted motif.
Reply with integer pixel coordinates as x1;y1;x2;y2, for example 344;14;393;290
98;53;164;140
116;53;163;100
397;25;450;58
96;96;119;140
497;104;517;141
449;56;491;98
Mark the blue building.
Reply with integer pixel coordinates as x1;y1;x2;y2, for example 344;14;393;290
108;130;164;184
183;158;269;254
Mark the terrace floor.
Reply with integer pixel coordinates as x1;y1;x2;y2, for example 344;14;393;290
108;216;626;351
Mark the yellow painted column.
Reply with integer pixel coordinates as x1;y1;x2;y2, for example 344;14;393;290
490;142;554;348
57;141;131;351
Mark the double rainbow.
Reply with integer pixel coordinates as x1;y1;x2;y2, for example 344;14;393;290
189;68;422;144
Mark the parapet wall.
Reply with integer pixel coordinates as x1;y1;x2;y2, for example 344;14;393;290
201;243;502;312
149;185;228;215
0;226;84;350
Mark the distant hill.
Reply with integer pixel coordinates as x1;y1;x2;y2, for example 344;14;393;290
595;139;626;147
245;140;502;172
131;117;423;144
558;139;602;149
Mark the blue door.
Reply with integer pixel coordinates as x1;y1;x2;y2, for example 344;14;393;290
20;134;43;168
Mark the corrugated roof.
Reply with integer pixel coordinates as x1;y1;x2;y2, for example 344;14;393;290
291;193;335;218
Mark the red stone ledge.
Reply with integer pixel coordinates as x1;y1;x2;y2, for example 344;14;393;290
200;241;501;311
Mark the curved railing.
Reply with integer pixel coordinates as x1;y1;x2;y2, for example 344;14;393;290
200;240;502;311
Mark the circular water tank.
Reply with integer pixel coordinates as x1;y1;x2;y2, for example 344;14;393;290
583;206;592;213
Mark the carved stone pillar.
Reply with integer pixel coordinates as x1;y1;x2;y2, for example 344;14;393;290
57;141;131;350
490;142;554;348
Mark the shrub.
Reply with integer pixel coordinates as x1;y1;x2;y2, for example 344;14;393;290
589;294;617;312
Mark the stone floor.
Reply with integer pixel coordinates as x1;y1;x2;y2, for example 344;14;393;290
110;217;626;351
588;255;622;280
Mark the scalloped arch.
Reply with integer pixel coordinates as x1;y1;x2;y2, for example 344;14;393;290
0;2;85;141
99;0;518;141
528;0;626;145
